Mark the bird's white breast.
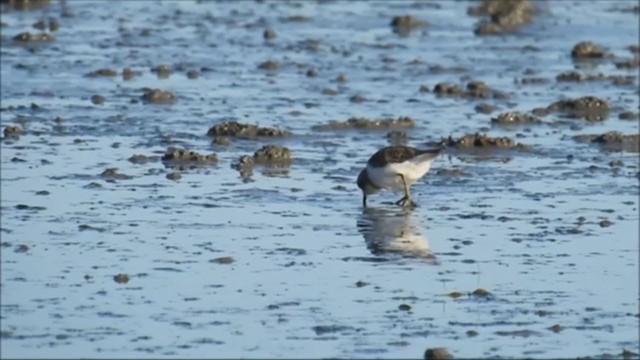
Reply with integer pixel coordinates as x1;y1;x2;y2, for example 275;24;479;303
367;157;433;190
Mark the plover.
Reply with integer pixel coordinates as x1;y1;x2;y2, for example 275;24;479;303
357;145;442;207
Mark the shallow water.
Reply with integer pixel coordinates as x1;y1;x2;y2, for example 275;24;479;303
1;0;639;358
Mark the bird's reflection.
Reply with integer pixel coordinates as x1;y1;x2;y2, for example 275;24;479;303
357;206;436;262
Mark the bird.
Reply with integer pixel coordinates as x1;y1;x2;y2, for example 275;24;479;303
357;145;443;207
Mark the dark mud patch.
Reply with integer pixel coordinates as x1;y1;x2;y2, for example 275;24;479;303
161;147;218;169
263;29;276;40
128;154;160;164
258;60;279;70
253;145;292;164
141;89;176;104
166;172;181;181
86;68;118;78
210;256;234;265
432;81;508;100
100;168;133;180
571;41;612;59
618;111;639;120
469;0;535;36
555;71;636;86
3;125;23;139
312;116;415;131
573;132;640;152
15;204;46;211
491;111;542;125
390;15;429;35
545;96;610;121
424;347;452;360
2;0;51;11
312;325;358;336
207;121;290;138
441;133;529;150
113;273;130;284
475;103;498;114
495;329;540;338
13;31;54;42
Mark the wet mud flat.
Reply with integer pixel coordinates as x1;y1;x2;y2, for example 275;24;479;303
1;0;639;358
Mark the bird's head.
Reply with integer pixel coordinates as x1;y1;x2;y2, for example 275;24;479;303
357;169;380;207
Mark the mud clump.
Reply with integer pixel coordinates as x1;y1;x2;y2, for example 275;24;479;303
619;111;639;120
424;347;453;360
100;168;133;180
86;68;118;77
312;116;415;131
128;154;159;164
210;256;234;265
206;121;290;138
263;29;277;40
433;81;508;99
491;111;541;124
556;71;595;82
573;132;640;153
186;69;199;79
349;95;366;103
443;133;528;150
518;77;550;84
391;15;428;28
3;125;23;138
475;103;498;114
571;41;611;59
433;83;465;96
13;31;54;42
91;95;105;105
258;60;279;70
166;172;181;181
4;0;50;10
253;145;292;164
161;147;218;166
113;273;130;284
555;71;633;86
390;15;429;34
470;0;534;36
471;288;493;298
151;64;171;76
546;96;610;121
141;89;176;103
122;67;135;80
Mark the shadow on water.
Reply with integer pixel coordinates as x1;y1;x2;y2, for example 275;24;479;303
356;206;437;263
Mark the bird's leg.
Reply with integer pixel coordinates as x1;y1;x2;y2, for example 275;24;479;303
362;194;367;208
394;174;416;207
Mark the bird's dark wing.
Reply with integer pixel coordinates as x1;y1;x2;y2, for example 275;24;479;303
368;146;442;167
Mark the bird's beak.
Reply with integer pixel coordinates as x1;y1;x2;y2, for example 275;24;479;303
362;194;367;207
